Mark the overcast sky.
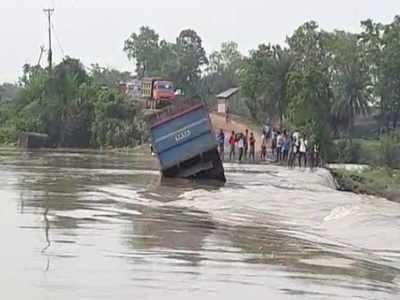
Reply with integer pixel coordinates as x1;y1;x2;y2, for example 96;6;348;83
1;0;400;83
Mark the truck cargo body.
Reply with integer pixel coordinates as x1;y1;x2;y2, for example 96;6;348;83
150;101;225;182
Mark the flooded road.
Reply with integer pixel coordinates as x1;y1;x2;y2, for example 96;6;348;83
1;148;399;299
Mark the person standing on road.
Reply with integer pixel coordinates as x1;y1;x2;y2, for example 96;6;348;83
276;131;283;162
288;139;297;168
289;130;300;168
298;135;308;167
249;132;256;162
244;129;249;160
217;129;225;161
314;144;321;167
238;133;245;163
261;132;267;161
225;107;230;124
282;130;289;161
271;128;277;160
229;131;236;161
310;143;321;169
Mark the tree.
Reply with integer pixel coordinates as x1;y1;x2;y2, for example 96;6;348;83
266;45;292;125
2;58;147;148
286;21;333;151
207;41;243;95
380;16;400;129
329;31;371;140
90;88;144;147
240;44;291;125
0;83;20;103
11;65;49;133
124;27;209;97
359;16;400;131
158;40;179;80
42;57;89;146
175;29;209;96
89;64;133;88
124;26;161;78
359;19;383;87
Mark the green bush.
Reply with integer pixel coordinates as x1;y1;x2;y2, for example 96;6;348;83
334;140;362;163
329;138;385;165
0;127;18;145
379;133;400;169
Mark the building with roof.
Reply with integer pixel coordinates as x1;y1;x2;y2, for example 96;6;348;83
216;87;240;114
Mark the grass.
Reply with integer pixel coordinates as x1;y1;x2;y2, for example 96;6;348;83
354;138;381;164
331;167;400;202
332;137;400;167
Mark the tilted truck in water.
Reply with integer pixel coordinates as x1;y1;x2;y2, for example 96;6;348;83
148;98;226;182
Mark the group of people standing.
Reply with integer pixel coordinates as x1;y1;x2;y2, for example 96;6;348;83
217;129;256;163
216;126;321;168
269;128;321;168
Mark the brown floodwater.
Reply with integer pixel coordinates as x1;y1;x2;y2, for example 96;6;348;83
0;147;399;299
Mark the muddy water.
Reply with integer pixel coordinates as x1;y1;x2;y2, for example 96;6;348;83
0;148;399;299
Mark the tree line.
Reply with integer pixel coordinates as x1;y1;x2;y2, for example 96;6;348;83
0;59;147;147
239;18;400;157
124;19;400;139
1;17;400;152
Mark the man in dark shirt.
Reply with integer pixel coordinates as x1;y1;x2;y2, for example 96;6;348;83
244;129;249;160
229;131;236;161
217;129;225;160
249;132;256;162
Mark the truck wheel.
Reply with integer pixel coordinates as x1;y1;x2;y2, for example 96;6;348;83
197;149;226;182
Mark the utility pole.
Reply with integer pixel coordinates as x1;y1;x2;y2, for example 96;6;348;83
43;8;54;69
37;45;46;66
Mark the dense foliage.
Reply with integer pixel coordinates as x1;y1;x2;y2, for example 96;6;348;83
238;17;400;161
124;27;209;97
2;17;400;161
0;58;146;147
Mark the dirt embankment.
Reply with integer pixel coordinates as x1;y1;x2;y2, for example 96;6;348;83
330;167;400;203
210;112;263;151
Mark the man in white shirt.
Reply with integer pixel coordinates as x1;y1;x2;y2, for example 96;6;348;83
276;132;283;162
298;136;308;167
238;133;245;163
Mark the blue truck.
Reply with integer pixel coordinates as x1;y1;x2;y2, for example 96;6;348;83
149;98;226;182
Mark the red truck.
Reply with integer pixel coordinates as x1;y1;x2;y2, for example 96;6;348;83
141;77;176;109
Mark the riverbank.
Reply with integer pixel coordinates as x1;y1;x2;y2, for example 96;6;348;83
330;166;400;203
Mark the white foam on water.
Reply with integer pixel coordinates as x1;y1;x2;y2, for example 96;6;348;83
174;164;400;267
324;205;362;222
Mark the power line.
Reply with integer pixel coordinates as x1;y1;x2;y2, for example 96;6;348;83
51;21;65;58
37;45;46;66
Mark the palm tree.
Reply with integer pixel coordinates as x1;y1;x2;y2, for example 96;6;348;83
330;32;371;140
268;45;293;127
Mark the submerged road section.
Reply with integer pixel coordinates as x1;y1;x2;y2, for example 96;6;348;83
0;148;399;299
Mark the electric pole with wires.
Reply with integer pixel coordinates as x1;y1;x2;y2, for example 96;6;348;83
43;8;54;69
37;45;46;66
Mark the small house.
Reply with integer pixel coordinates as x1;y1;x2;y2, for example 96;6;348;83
18;132;49;149
216;88;240;114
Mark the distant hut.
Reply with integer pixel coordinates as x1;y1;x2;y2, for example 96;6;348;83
18;132;49;149
216;88;240;114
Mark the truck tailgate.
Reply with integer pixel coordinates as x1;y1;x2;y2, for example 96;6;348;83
151;104;217;170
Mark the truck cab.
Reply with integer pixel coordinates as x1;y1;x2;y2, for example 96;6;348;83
141;78;176;109
153;80;175;103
